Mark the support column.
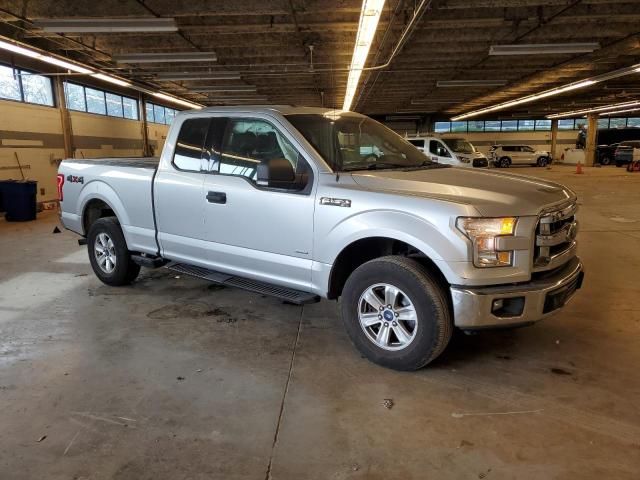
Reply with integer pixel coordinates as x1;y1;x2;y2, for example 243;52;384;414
139;93;152;157
585;113;598;166
550;119;558;162
54;76;74;158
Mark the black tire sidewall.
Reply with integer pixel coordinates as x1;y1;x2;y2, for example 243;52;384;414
601;156;611;165
87;217;139;286
500;157;510;168
340;257;451;370
537;157;548;167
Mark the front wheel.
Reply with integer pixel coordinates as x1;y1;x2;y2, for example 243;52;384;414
87;217;140;286
600;156;611;166
536;157;548;167
340;256;452;370
499;157;511;168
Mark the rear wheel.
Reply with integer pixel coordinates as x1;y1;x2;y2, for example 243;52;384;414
87;217;140;286
600;156;611;166
340;256;452;371
499;157;511;168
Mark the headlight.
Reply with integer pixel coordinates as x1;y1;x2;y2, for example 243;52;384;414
456;217;517;267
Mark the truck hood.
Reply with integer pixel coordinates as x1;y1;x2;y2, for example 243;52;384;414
351;167;575;217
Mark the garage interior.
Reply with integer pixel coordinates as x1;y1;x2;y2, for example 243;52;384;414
1;1;640;479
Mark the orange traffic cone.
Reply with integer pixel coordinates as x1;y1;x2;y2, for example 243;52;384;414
576;161;583;174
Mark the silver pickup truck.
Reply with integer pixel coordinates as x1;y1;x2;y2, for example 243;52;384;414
58;106;584;370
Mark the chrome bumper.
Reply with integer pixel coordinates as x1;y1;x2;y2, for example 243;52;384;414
450;257;584;329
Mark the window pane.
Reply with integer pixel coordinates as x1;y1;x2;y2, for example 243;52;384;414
609;117;626;128
501;120;517;131
145;102;154;122
153;104;165;124
434;122;450;133
429;140;451;157
65;83;86;111
484;121;501;131
0;65;22;101
85;87;106;115
468;121;484;132
535;120;551;131
165;108;175;125
173;118;210;172
408;139;425;148
518;120;536;131
450;121;467;133
221;119;302;187
20;71;53;106
122;96;138;120
627;117;640;128
558;119;575;130
105;92;124;117
597;118;609;129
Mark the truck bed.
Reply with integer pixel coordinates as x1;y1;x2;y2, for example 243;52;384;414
59;156;160;255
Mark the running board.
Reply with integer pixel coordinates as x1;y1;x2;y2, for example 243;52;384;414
166;262;320;305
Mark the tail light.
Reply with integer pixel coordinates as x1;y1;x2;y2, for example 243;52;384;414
57;174;64;201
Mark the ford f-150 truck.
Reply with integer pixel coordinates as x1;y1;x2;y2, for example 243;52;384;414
58;106;584;371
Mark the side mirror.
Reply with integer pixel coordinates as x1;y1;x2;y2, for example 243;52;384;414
257;158;296;188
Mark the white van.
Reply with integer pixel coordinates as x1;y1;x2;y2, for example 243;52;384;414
406;136;488;168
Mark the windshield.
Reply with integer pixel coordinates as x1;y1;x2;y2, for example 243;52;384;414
286;113;431;171
443;139;476;154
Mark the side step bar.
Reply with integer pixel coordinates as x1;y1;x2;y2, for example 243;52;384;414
166;262;320;305
131;254;168;269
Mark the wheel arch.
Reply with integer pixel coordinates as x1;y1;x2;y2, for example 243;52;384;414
326;236;450;300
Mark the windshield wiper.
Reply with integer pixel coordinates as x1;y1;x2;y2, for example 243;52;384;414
343;162;406;171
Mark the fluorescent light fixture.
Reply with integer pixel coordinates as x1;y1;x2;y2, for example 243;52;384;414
452;62;640;120
0;38;92;73
153;92;202;109
598;107;640;116
32;18;177;33
114;52;217;63
190;86;257;93
91;73;131;87
547;100;640;119
437;80;507;87
342;0;386;111
155;72;241;81
489;43;600;56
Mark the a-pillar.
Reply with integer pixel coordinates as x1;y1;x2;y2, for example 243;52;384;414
585;113;598;166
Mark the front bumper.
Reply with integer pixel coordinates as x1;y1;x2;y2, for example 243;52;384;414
450;257;584;329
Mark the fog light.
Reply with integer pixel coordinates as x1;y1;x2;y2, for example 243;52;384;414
492;299;504;312
491;297;525;317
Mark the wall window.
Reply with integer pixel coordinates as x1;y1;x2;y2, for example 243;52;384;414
0;64;54;106
450;121;467;133
518;120;535;131
468;121;484;132
609;117;627;129
484;121;500;132
64;82;139;120
535;120;551;131
145;102;178;125
434;121;450;133
597;118;609;129
501;120;517;131
558;119;575;130
627;118;640;128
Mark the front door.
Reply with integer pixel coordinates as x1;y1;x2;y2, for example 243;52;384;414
429;139;455;165
202;116;316;291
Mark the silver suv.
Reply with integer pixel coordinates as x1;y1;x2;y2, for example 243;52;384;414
491;145;552;168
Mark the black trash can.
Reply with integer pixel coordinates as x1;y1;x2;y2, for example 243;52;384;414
0;180;17;213
3;180;37;221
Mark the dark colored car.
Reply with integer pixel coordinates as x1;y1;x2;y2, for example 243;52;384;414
614;140;640;167
596;143;620;165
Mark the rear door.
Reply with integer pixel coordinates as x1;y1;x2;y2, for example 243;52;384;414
154;117;210;263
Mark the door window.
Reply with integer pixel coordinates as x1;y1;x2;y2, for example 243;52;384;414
172;118;210;172
429;140;450;157
219;118;308;189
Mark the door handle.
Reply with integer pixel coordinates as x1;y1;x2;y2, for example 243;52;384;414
206;191;227;204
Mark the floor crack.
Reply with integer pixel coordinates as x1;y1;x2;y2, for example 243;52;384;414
264;305;304;480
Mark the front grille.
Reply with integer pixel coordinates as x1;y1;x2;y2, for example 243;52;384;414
473;158;488;168
534;202;578;270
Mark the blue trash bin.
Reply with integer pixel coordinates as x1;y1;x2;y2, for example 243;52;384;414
3;180;37;221
0;180;17;213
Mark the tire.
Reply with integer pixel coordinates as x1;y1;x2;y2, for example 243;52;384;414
600;156;611;166
536;157;548;167
87;217;140;286
499;157;511;168
340;256;452;371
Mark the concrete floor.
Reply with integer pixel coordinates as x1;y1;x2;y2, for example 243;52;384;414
1;165;639;479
